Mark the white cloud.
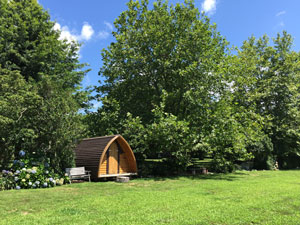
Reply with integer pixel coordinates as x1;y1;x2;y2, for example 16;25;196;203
57;24;77;43
96;21;113;40
201;0;217;15
54;21;113;42
98;31;110;39
276;11;286;17
93;101;102;109
53;23;61;31
279;21;285;27
104;21;113;31
83;74;91;86
79;23;94;41
53;22;94;43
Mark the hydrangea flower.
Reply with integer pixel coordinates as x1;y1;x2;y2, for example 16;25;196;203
28;182;32;186
22;168;26;171
43;182;48;187
58;178;64;186
19;162;25;167
35;181;40;185
13;160;19;165
16;186;21;190
49;178;53;182
22;179;26;182
2;170;7;174
31;170;36;174
25;174;30;179
19;150;25;157
45;170;49;174
15;170;20;174
14;177;19;181
32;184;37;188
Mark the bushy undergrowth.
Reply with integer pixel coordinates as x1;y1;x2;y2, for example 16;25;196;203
0;151;69;191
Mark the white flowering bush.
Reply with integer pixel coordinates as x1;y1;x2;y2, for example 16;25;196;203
0;151;69;190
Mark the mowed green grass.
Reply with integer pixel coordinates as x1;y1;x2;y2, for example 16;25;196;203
1;170;300;225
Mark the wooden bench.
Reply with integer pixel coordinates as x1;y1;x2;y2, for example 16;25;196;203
65;167;91;183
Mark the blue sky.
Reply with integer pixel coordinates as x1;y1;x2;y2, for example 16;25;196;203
39;0;300;108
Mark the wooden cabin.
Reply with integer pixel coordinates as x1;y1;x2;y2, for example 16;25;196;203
74;135;137;179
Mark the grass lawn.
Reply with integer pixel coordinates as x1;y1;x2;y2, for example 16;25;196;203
1;170;300;225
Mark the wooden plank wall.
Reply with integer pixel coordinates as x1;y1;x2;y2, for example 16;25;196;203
98;139;137;176
75;136;114;179
109;142;118;174
118;140;137;172
99;152;107;175
119;152;130;173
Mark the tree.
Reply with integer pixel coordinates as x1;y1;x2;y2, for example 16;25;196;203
0;0;88;172
0;69;41;168
235;32;300;169
0;0;85;86
90;0;265;172
86;96;194;173
97;0;228;123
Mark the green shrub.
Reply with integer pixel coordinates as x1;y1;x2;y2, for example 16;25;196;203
146;107;194;172
210;155;236;173
280;154;300;169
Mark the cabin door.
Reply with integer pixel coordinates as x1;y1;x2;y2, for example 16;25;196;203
108;142;119;174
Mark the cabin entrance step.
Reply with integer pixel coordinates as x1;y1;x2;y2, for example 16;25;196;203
116;176;130;183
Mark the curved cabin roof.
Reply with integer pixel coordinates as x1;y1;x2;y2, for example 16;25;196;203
74;135;137;178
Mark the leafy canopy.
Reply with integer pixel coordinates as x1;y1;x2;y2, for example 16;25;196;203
90;0;264;172
0;0;88;172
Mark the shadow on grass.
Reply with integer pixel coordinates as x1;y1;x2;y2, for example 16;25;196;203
140;171;250;182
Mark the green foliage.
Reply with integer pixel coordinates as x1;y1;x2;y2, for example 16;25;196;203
87;98;193;173
0;69;42;169
206;95;266;172
146;105;194;171
97;0;228;123
0;0;88;172
0;0;85;86
249;135;274;170
120;113;148;162
85;97;148;162
235;31;300;169
0;63;82;172
85;97;123;137
120;102;194;172
89;0;268;172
